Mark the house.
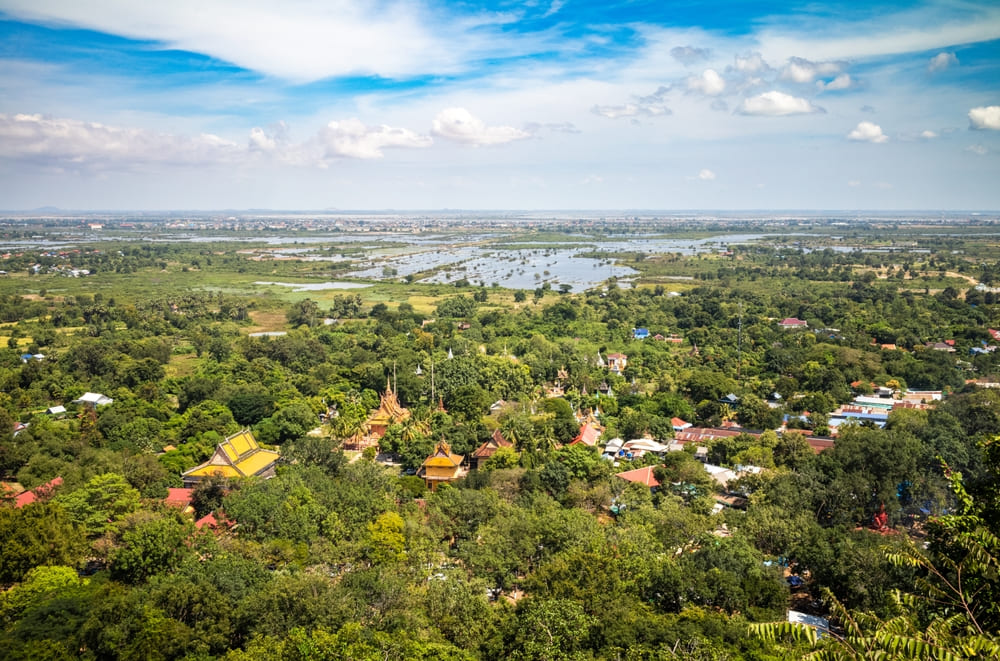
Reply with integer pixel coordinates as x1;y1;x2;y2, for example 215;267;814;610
925;341;956;353
990;328;1000;342
181;429;280;487
164;487;195;514
471;429;514;469
704;463;738;487
13;477;63;508
417;440;465;491
46;405;67;417
615;465;660;488
671;417;692;432
606;353;627;375
778;317;808;329
622;437;669;458
73;392;113;407
633;327;649;340
719;393;740;406
570;421;602;447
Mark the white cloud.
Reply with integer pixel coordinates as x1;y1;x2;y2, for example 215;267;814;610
698;169;716;180
848;180;861;187
969;106;1000;130
687;69;725;96
920;130;938;139
318;118;432;159
0;112;240;171
928;52;958;73
817;73;853;91
734;52;769;73
431;108;530;146
736;91;823;116
967;144;988;155
757;9;1000;64
0;112;436;173
848;121;888;143
780;57;843;83
0;1;507;82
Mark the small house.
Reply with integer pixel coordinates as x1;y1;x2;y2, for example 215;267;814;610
778;318;808;329
417;440;464;491
615;465;661;488
471;429;513;469
73;392;113;407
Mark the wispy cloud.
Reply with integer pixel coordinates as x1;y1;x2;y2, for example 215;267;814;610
817;73;853;91
928;52;959;73
780;57;843;84
0;1;530;82
671;46;711;65
592;86;672;119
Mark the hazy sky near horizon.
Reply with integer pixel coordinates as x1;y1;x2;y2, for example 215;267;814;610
0;0;999;211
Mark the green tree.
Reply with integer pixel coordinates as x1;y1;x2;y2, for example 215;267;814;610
110;513;194;583
57;472;141;538
0;502;86;585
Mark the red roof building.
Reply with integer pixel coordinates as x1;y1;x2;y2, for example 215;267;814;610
615;465;660;488
164;487;195;514
471;429;514;469
14;477;63;508
570;421;602;447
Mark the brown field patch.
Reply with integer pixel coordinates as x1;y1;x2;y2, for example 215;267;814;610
247;310;288;333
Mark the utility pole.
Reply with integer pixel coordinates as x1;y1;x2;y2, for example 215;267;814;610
737;301;743;384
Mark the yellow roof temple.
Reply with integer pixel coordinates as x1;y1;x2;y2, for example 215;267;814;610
182;429;280;486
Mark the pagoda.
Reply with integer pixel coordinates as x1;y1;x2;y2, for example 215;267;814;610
366;379;410;439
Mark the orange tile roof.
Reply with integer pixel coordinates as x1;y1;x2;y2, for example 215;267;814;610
615;465;660;487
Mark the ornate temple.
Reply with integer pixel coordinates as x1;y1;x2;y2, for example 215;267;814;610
181;429;280;487
367;379;410;438
344;380;411;451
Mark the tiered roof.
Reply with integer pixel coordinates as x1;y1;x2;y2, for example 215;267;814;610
421;440;464;470
368;380;410;427
182;429;280;483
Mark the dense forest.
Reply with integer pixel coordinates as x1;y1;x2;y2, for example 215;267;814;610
1;223;999;660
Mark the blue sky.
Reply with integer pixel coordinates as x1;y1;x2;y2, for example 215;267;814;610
0;0;998;210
